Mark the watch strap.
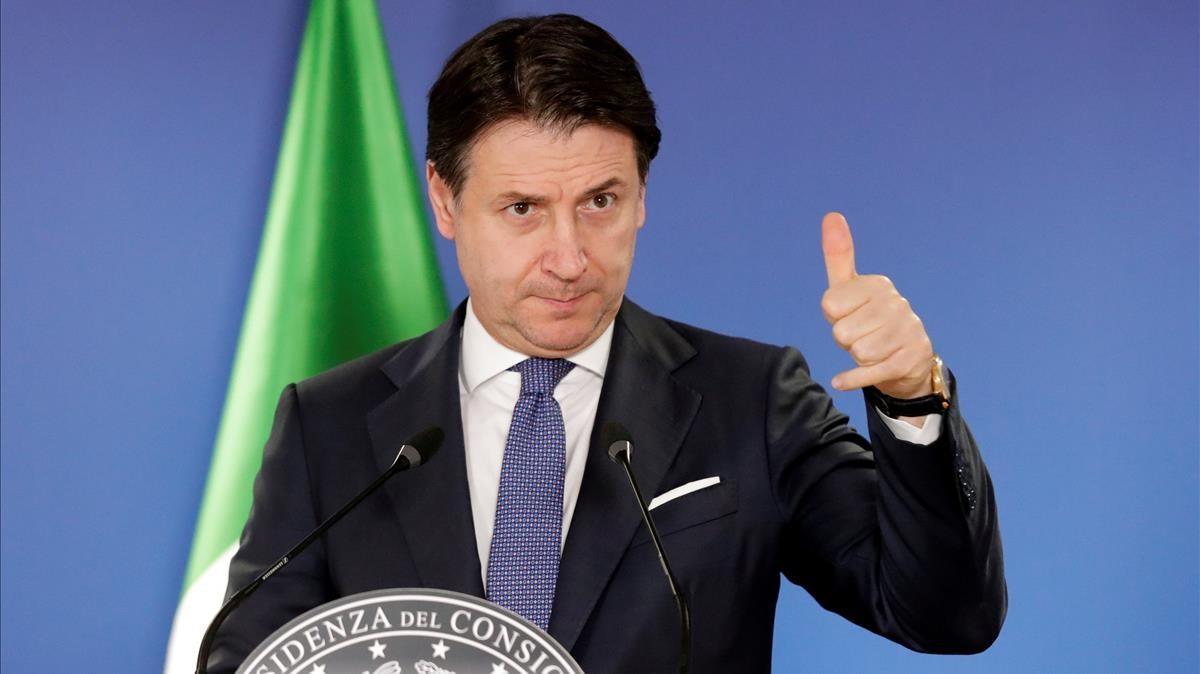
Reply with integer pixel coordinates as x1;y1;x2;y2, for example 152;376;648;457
864;357;953;417
865;386;949;417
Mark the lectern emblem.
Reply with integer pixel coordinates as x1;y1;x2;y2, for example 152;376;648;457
235;588;584;674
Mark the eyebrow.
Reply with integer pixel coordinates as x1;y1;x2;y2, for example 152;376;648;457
495;190;548;205
582;177;625;197
494;177;627;205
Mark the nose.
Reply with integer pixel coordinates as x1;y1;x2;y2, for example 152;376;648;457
541;216;587;282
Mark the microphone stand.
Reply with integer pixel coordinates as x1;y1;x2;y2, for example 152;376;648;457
195;430;440;674
608;432;691;674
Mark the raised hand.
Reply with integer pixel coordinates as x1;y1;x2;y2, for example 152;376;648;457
820;212;935;401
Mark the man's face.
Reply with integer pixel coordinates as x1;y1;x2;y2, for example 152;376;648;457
427;120;645;358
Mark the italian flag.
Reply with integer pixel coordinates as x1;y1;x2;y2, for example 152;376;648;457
162;1;447;670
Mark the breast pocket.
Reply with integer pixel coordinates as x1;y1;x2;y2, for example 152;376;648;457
630;478;738;548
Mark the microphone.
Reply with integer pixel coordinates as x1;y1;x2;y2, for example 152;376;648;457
195;426;445;674
601;421;691;674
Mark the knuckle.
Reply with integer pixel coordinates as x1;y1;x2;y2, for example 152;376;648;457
831;323;851;346
864;276;898;300
849;341;872;362
820;291;840;318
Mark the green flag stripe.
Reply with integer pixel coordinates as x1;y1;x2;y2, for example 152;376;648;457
181;0;446;591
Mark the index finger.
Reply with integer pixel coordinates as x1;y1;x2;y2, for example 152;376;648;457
821;211;857;287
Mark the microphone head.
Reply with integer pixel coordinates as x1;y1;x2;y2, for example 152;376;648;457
397;426;445;468
601;421;633;463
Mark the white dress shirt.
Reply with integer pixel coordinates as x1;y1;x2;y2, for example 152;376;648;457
456;300;940;582
459;300;613;580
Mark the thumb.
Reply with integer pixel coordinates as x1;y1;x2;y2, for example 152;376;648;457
821;211;857;286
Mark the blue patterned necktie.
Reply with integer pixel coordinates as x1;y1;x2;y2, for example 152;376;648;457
485;357;575;630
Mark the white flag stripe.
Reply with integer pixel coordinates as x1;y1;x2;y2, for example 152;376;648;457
163;543;237;673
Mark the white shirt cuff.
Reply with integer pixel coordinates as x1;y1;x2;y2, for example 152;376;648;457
874;407;942;445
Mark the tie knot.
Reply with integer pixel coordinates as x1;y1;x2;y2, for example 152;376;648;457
510;358;575;396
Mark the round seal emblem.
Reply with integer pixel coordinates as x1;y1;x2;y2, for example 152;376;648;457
235;588;584;674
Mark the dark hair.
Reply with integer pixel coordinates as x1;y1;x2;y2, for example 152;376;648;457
426;14;661;197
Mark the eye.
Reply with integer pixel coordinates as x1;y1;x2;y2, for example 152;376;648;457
584;193;616;211
506;202;534;217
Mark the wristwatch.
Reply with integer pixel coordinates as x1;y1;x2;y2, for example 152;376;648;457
864;354;952;417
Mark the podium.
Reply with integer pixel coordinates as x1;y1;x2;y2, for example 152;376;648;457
236;588;584;674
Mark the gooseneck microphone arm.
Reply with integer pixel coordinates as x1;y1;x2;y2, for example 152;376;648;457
194;426;445;674
602;421;691;674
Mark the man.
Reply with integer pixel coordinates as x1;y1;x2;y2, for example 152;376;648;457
210;14;1005;673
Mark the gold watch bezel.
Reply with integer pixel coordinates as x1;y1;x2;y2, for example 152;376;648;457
931;354;950;409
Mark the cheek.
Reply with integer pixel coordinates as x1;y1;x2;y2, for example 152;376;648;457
588;223;638;276
461;222;538;288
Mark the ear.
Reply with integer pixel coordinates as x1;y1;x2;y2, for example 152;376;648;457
426;162;457;240
635;180;647;230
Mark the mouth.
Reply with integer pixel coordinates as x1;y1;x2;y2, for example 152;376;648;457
534;293;588;311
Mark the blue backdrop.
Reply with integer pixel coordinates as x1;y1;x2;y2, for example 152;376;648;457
2;1;1196;672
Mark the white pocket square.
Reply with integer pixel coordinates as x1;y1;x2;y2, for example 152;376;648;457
648;476;721;511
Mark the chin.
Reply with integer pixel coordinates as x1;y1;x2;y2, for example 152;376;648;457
522;317;601;355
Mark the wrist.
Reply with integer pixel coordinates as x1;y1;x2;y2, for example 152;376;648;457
864;355;951;418
875;380;934;399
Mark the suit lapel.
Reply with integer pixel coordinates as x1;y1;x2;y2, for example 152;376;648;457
549;300;701;651
366;302;486;598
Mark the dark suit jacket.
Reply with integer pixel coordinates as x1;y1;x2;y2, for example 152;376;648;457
209;299;1006;673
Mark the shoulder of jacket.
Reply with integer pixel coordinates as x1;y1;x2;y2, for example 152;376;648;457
658;314;792;363
292;338;416;400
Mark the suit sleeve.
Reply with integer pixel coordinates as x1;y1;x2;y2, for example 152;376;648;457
206;384;335;673
766;346;1006;653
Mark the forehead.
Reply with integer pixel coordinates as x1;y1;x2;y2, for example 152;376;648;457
463;120;638;197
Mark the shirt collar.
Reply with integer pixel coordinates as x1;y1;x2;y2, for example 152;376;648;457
460;298;614;393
